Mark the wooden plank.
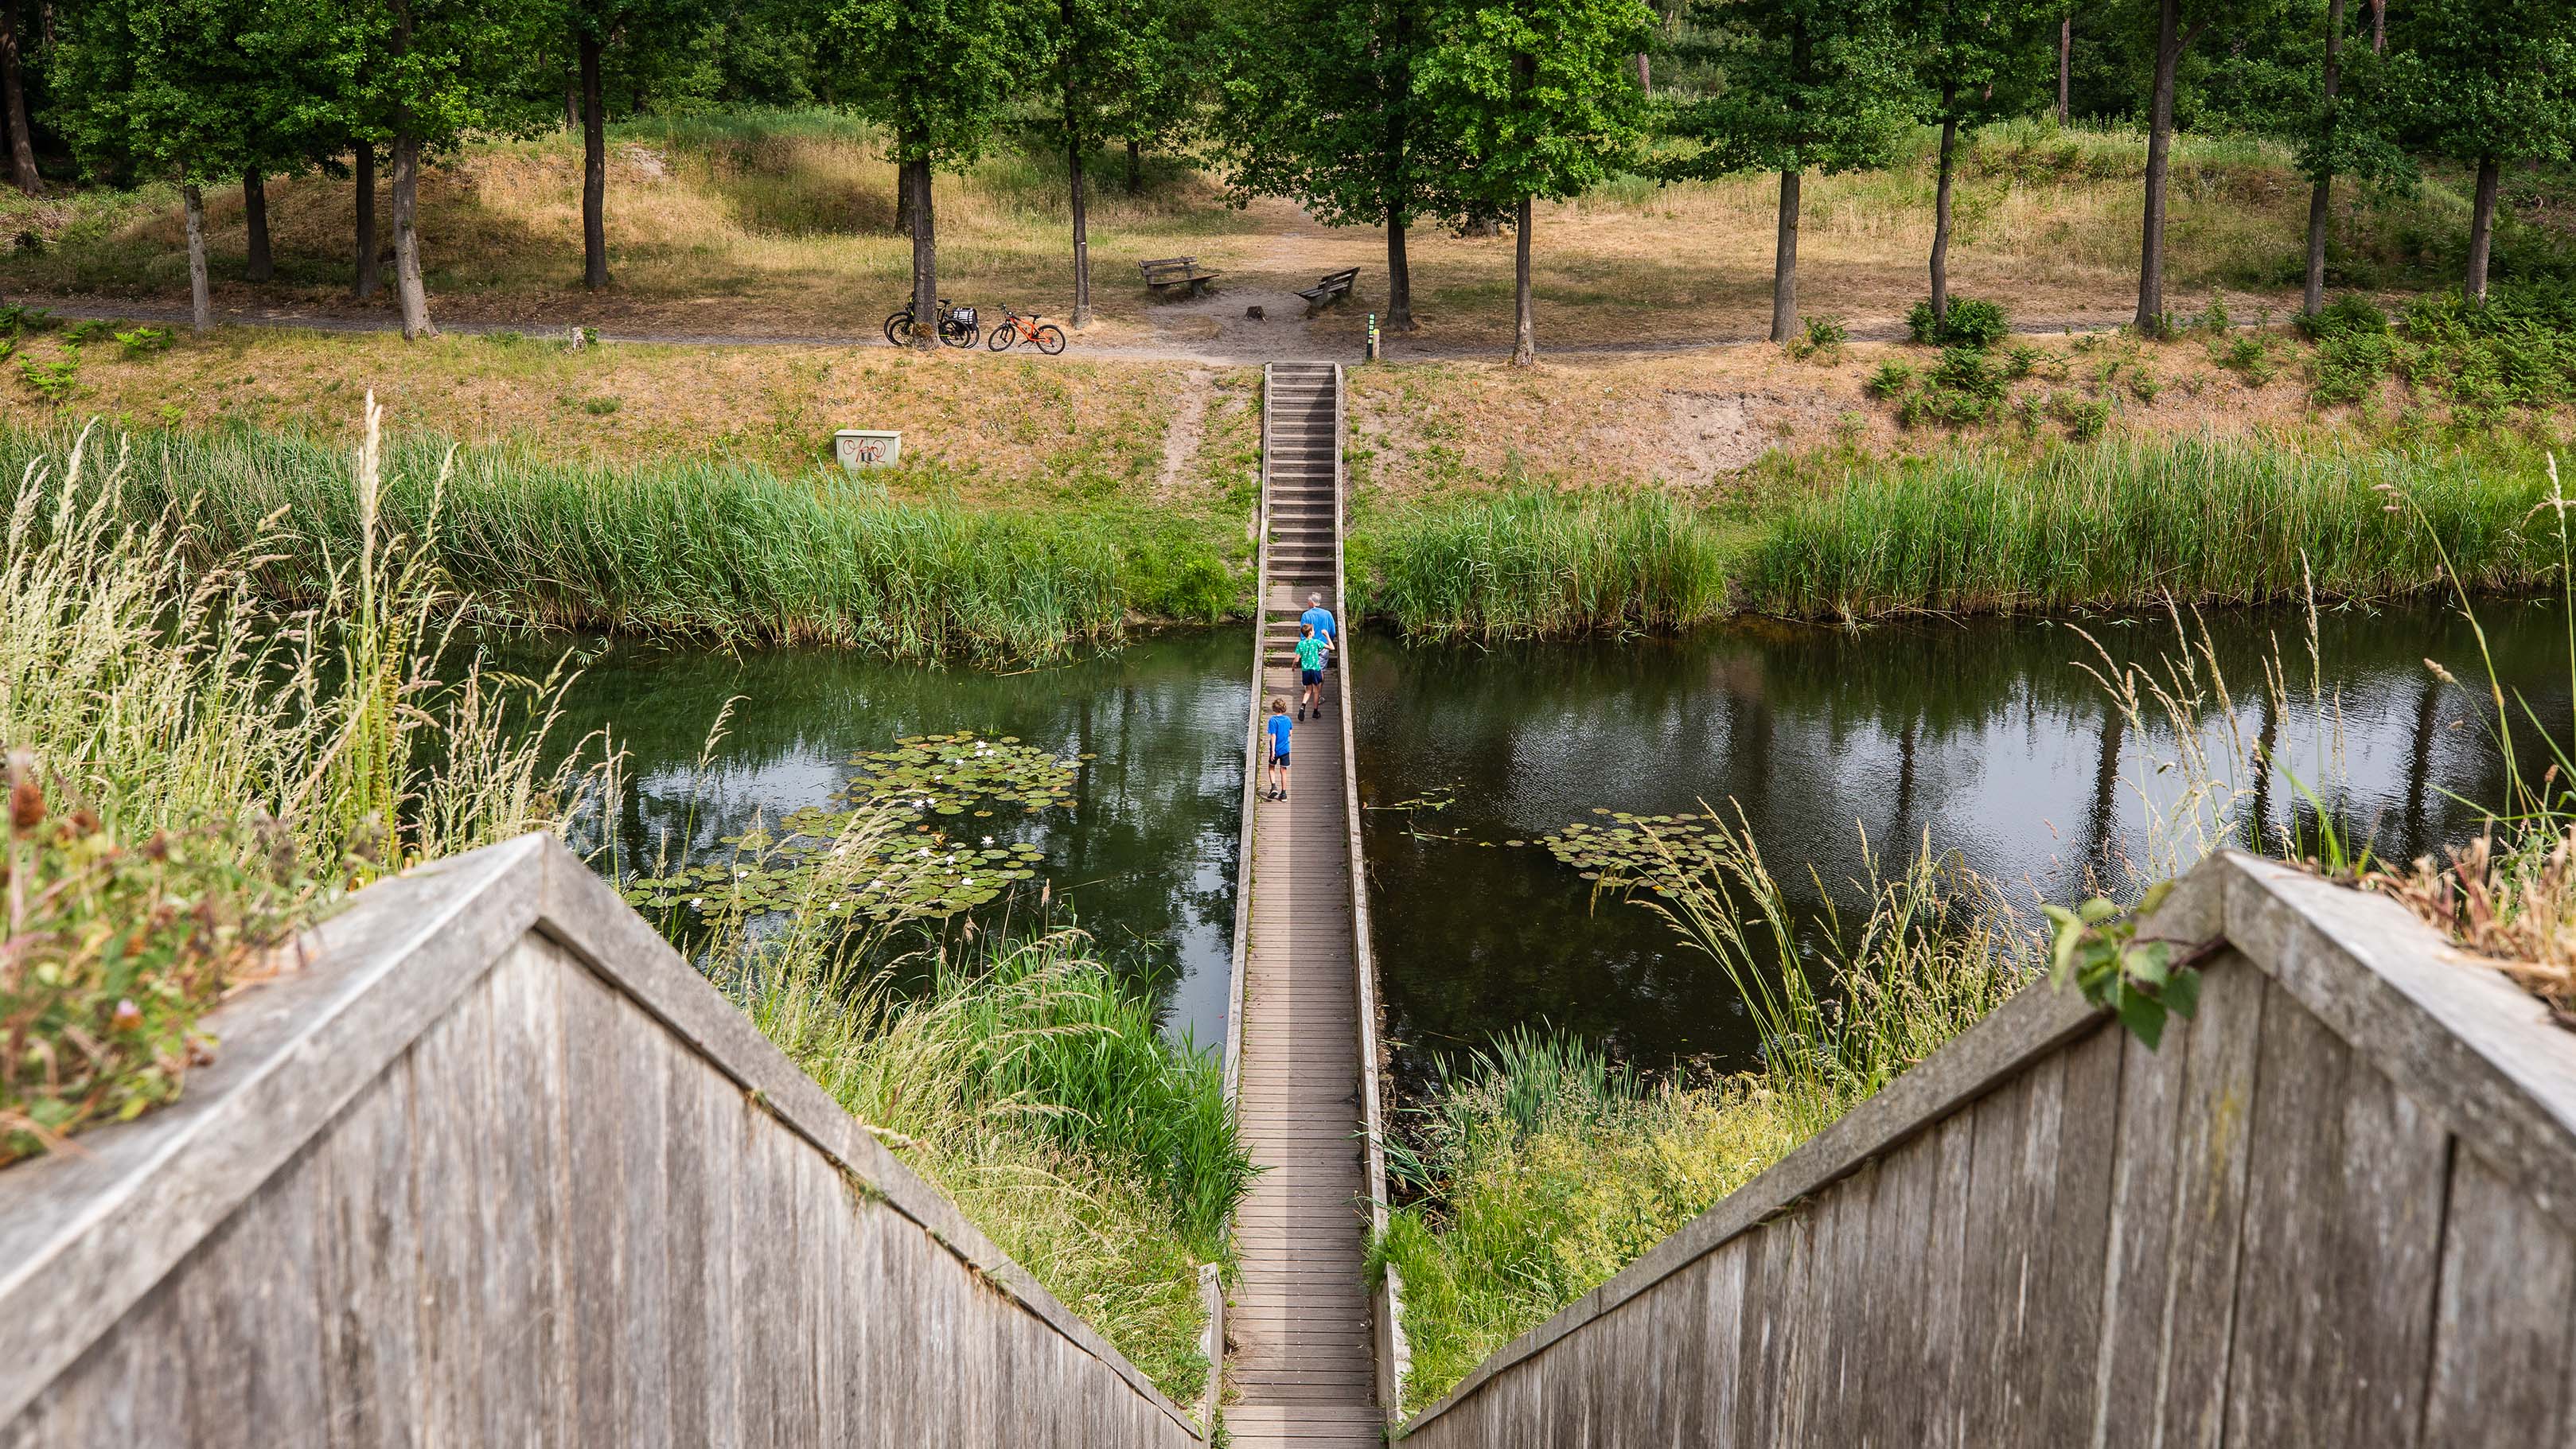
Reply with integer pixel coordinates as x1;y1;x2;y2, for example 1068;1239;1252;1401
2224;978;2448;1448
2421;1149;2576;1443
311;1055;424;1447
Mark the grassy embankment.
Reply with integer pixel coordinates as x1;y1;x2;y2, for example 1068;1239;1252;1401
1354;434;2564;637
0;419;1246;665
0;108;2521;348
1379;824;2038;1412
0;417;1245;1400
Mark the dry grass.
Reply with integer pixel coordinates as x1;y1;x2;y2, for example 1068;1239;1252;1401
0;112;2481;353
2375;833;2576;1022
0;326;1249;508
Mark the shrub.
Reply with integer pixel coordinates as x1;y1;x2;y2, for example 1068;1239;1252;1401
2130;372;2165;404
2055;394;2110;440
2301;293;2388;341
113;326;173;359
2311;331;2394;406
17;349;76;403
1906;295;2010;349
2002;341;2044;380
62;317;119;345
1;775;307;1166
1865;360;1917;399
0;304;57;335
1785;314;1846;363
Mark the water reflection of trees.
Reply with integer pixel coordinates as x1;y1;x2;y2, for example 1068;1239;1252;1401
1358;601;2576;1087
505;629;1253;1039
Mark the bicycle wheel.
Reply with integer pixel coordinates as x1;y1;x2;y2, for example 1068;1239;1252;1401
945;322;979;349
1034;325;1066;356
884;311;914;347
988;322;1017;352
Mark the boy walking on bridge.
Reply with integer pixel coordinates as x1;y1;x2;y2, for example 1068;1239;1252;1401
1264;698;1292;801
1295;624;1328;720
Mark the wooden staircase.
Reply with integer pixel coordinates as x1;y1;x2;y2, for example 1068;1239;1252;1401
1226;360;1387;1447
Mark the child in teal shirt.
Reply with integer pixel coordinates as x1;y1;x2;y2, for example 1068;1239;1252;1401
1296;624;1327;719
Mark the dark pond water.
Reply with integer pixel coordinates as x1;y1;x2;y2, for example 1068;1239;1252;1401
532;599;2573;1084
1356;599;2574;1083
540;627;1252;1053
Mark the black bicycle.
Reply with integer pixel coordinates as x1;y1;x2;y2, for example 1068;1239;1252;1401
884;298;979;349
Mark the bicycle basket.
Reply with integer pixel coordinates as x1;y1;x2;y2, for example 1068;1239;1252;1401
951;306;976;326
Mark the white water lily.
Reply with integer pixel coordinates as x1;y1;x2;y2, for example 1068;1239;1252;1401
980;836;994;846
961;878;974;888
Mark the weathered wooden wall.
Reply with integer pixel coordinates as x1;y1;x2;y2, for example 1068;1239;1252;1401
1399;851;2576;1447
0;835;1205;1448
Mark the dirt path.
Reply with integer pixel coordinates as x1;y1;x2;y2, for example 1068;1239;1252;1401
19;290;2170;368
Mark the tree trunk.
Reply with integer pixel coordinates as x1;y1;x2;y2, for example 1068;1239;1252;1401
906;150;937;350
1635;51;1651;94
1066;122;1091;328
2056;17;2071;126
243;169;273;283
0;0;37;194
182;183;211;334
1386;214;1414;332
2467;154;2500;302
895;161;916;237
1771;167;1801;344
1510;195;1535;366
392;133;435;339
2135;0;2184;332
1931;101;1958;330
2371;0;2383;52
581;28;608;290
563;80;578;130
353;143;381;300
2302;0;2345;317
1125;138;1141;196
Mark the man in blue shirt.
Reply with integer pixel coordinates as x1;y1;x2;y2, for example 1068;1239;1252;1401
1263;698;1293;801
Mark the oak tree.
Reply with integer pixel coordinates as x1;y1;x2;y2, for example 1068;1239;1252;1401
2383;0;2576;299
1418;0;1652;364
1670;0;1912;343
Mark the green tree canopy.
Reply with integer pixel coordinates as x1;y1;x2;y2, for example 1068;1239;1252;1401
1214;0;1468;329
836;0;1036;345
1668;0;1914;341
1417;0;1654;363
2384;0;2576;297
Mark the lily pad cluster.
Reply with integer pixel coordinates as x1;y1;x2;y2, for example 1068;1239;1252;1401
1536;808;1732;897
618;731;1084;924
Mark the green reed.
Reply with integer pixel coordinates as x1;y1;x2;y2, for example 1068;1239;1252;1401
0;422;1237;666
1744;436;2556;621
1353;487;1730;641
719;808;1248;1400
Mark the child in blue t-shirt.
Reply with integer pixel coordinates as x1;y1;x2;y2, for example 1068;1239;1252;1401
1264;698;1293;801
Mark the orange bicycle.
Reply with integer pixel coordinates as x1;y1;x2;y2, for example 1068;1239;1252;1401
985;306;1066;355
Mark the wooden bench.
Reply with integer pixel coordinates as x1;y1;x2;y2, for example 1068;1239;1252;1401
1297;267;1360;312
1140;255;1220;298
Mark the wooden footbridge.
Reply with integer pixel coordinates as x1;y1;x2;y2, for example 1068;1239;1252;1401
1218;361;1405;1443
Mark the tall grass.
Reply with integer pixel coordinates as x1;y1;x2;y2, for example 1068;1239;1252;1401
710;802;1250;1400
1744;436;2558;620
1353;488;1730;641
1375;1033;1798;1413
2;404;600;1160
0;422;1238;665
1378;825;2034;1412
